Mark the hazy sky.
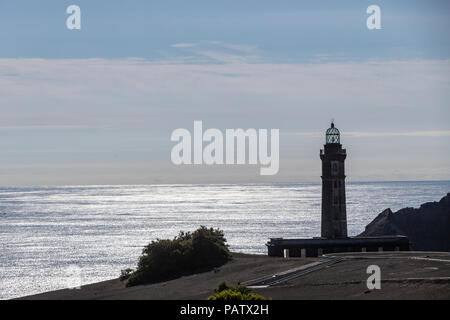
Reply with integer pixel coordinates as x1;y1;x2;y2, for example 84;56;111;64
0;0;449;185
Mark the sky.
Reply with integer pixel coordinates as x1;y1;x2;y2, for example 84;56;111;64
0;0;449;185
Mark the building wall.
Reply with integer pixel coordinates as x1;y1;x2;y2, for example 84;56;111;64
267;238;410;257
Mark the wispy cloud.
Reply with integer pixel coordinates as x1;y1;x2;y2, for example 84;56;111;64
282;131;450;137
347;131;450;137
208;41;257;54
171;43;198;48
0;58;448;132
169;40;260;64
191;50;257;64
0;57;449;184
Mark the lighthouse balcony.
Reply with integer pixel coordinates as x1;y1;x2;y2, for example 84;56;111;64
320;148;346;156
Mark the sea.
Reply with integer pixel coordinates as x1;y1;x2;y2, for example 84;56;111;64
1;181;449;299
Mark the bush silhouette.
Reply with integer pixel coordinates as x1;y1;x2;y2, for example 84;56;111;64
119;268;134;281
207;282;266;300
125;226;231;287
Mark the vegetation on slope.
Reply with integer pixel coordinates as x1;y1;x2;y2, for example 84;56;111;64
207;282;266;300
122;226;231;287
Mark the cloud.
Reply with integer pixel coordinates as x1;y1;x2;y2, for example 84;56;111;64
169;41;260;64
191;50;257;64
171;43;198;48
0;57;449;184
207;41;258;54
282;131;450;137
0;58;448;132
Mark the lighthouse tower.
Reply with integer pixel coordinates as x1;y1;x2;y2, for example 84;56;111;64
320;122;348;239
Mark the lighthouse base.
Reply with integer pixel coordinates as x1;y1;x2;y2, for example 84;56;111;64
266;236;410;257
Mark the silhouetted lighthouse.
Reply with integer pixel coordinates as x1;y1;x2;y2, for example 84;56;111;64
320;122;348;239
267;122;410;256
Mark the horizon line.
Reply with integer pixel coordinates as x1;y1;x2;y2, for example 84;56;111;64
1;179;449;188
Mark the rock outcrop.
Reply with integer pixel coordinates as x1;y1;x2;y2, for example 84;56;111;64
359;193;450;251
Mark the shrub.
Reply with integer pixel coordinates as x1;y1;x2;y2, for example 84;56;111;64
207;282;266;300
125;226;231;287
119;268;134;281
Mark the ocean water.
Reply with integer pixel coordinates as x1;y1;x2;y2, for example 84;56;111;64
0;181;449;299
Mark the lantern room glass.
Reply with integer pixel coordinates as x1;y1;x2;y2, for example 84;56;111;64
325;123;340;144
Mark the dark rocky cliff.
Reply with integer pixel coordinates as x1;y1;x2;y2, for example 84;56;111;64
359;193;450;251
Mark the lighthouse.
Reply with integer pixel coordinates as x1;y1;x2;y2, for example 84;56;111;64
266;122;410;257
320;122;348;239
